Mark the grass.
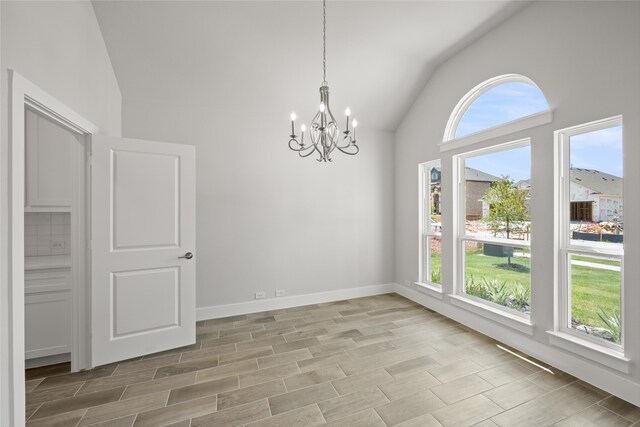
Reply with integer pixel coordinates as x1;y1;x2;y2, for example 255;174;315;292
430;251;621;330
570;262;620;329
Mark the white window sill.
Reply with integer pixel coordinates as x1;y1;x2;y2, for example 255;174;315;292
449;294;533;336
414;282;444;299
546;330;630;374
440;109;553;153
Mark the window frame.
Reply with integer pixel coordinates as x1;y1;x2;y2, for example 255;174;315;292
454;138;533;321
555;116;624;353
417;160;443;294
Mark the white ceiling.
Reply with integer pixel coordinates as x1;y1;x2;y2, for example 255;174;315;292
93;1;529;132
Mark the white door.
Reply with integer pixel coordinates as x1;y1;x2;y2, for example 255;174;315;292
91;135;196;367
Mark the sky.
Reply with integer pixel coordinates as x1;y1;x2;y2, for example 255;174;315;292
459;82;623;181
455;82;548;139
570;126;623;177
466;146;531;182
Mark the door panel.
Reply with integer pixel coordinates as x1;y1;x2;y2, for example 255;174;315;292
113;150;179;249
112;267;180;337
91;135;195;367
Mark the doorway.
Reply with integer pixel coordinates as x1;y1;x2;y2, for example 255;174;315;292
5;70;98;427
23;107;88;375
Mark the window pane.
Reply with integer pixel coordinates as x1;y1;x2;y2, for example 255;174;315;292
425;163;442;234
455;82;548;138
569;253;621;345
464;241;530;314
569;126;623;246
428;236;441;285
463;146;531;241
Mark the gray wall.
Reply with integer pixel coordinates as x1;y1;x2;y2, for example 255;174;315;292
0;1;122;135
395;1;640;401
0;1;122;422
122;97;395;310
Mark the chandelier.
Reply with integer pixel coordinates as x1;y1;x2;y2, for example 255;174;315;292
287;0;359;162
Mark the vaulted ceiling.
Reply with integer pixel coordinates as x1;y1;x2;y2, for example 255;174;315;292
93;1;529;132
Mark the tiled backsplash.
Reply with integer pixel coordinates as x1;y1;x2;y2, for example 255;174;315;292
25;212;71;257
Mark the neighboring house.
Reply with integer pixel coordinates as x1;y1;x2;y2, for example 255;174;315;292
429;167;442;215
465;167;499;220
516;169;623;222
515;179;531;191
428;167;498;219
569;168;623;222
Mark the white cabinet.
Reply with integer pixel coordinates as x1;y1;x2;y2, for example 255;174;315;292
25;109;76;211
25;269;72;360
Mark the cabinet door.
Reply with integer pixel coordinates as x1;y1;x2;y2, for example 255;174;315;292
25;291;72;359
25;270;72;359
25;109;76;208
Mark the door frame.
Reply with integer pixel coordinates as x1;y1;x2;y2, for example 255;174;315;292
6;70;98;426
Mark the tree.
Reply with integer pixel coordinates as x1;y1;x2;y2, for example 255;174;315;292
482;177;530;266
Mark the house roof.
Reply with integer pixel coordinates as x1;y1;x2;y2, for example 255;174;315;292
570;168;622;195
431;166;499;183
465;167;500;182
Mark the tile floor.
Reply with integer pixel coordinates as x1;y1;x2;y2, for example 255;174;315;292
25;294;640;426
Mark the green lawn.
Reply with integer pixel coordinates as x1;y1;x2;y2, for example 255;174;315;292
430;251;620;330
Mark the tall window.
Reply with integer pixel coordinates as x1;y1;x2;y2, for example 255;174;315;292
419;161;442;287
557;117;623;349
456;140;531;316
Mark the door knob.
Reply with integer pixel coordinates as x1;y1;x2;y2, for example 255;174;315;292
178;252;194;260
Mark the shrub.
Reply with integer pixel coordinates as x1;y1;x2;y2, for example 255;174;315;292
465;276;529;313
483;278;511;306
510;283;531;310
597;307;622;344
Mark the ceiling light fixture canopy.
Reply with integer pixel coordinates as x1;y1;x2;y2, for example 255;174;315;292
288;0;359;162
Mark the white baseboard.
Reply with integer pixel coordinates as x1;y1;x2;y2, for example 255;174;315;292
196;283;395;321
394;283;640;406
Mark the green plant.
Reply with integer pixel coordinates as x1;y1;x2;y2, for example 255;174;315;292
465;275;488;300
483;278;511;306
511;283;531;309
430;266;441;284
597;307;622;344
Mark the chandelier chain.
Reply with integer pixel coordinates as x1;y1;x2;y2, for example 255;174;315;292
322;0;327;85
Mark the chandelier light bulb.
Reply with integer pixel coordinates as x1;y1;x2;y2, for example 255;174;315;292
352;119;358;128
290;112;297;121
301;124;306;132
319;103;326;113
345;107;351;116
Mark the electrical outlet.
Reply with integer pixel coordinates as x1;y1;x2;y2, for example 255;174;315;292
275;289;286;297
255;291;266;300
404;280;411;287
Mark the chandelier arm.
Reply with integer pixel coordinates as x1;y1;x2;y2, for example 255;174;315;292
334;143;359;156
335;133;352;149
299;140;323;159
288;138;304;151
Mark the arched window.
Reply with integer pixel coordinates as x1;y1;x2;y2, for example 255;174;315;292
444;75;549;142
